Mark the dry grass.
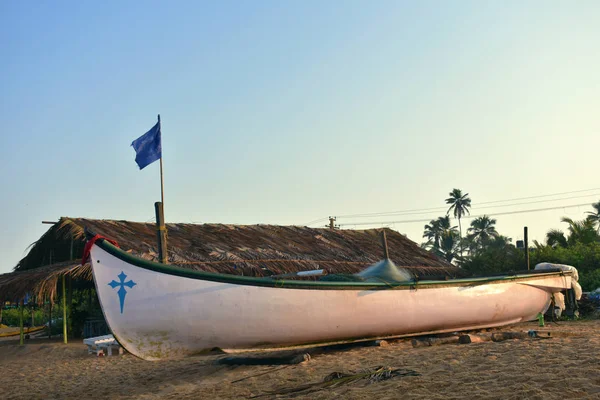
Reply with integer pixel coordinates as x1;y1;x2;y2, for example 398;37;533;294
2;217;462;302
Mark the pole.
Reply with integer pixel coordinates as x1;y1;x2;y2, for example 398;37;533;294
158;114;164;206
49;250;53;339
48;299;52;339
70;233;74;260
154;202;168;264
19;300;24;346
380;230;390;259
67;276;72;338
62;275;67;344
156;114;167;264
524;226;530;270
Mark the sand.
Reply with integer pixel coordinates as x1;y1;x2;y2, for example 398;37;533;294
1;320;599;400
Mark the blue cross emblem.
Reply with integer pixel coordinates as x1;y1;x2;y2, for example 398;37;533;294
108;271;137;314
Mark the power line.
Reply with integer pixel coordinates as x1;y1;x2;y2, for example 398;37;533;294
333;187;600;220
474;187;600;205
338;192;600;219
303;217;330;226
337;202;593;227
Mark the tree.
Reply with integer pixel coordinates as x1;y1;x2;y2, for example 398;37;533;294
461;236;522;275
435;229;461;263
445;189;472;243
467;215;498;252
561;217;599;245
486;235;514;250
586;201;600;233
546;229;568;248
422;216;454;249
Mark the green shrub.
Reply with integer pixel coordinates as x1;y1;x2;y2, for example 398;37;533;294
0;308;46;327
579;269;600;292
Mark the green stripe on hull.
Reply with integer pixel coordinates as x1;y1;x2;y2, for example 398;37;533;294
95;239;569;291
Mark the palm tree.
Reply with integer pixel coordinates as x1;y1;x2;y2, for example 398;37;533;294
467;215;499;250
486;235;516;253
445;189;472;242
561;217;599;245
545;229;568;248
435;229;460;263
422;216;454;249
423;219;442;248
586;201;600;233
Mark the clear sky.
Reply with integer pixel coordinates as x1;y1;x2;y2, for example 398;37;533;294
1;1;599;273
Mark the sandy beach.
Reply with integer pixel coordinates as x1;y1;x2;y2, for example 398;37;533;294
1;319;599;400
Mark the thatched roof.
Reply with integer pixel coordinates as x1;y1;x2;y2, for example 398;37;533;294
0;262;91;304
1;217;462;303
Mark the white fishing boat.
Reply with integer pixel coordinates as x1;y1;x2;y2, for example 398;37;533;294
88;236;572;361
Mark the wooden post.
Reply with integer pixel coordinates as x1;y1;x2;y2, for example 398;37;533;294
67;276;72;338
158;114;164;206
68;232;74;339
411;335;460;347
62;275;67;344
380;230;390;259
49;250;53;339
19;300;24;346
524;226;530;270
155;202;168;264
48;299;52;339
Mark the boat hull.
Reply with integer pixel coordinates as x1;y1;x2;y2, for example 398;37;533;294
90;244;571;360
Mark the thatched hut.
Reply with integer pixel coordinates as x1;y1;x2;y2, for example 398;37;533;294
0;217;462;304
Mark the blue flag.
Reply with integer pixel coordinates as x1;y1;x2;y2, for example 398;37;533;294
131;121;162;169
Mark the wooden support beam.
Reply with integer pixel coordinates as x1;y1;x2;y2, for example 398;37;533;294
154;202;168;264
48;299;52;339
19;300;24;346
491;332;532;342
62;275;67;344
380;230;390;259
459;334;493;344
67;276;72;338
411;335;460;348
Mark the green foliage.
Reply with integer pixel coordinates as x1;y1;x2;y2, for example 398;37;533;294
422;216;456;250
530;242;600;276
0;307;46;327
460;239;525;276
0;288;104;338
585;201;600;232
445;189;472;220
445;189;472;242
546;229;568;248
422;194;600;290
561;217;599;245
435;229;460;263
579;269;600;292
465;215;499;254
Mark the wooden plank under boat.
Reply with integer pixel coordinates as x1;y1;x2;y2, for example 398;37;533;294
88;238;572;361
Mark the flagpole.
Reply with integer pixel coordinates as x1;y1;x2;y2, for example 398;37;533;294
158;114;164;205
155;114;168;264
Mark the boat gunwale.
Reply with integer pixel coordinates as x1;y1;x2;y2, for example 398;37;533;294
94;239;571;290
